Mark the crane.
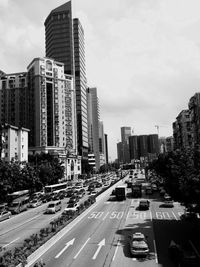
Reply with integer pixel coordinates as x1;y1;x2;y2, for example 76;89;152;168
155;125;167;136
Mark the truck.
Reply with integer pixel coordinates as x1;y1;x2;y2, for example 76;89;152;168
132;184;142;198
115;185;126;201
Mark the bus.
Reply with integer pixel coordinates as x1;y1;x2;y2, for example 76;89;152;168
44;182;68;194
8;190;30;214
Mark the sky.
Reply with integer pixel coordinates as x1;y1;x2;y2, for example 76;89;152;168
1;0;200;161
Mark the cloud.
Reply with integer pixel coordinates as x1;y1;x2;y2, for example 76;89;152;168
1;0;200;160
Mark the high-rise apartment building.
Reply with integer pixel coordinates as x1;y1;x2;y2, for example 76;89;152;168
129;135;139;160
121;126;132;143
120;126;131;164
0;72;28;128
188;93;200;148
87;87;100;170
44;2;89;171
27;57;77;156
148;134;159;154
173;109;192;150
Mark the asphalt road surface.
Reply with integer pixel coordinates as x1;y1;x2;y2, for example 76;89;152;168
26;182;200;267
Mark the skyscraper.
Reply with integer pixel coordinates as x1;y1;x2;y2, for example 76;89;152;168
44;1;74;75
44;2;89;172
120;126;131;163
87;87;100;170
73;18;88;170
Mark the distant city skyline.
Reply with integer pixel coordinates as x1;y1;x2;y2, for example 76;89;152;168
1;0;200;160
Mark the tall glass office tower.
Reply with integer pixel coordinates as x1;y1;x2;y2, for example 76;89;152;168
44;1;89;172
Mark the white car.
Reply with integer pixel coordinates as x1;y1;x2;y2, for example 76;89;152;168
129;232;149;256
0;210;11;222
29;199;42;208
64;203;79;213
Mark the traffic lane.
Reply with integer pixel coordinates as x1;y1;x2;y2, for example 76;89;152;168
150;197;185;267
0;182;123;251
0;199;71;250
111;199;157;267
34;196;130;266
0;202;48;235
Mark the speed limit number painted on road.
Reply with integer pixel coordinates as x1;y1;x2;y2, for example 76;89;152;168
88;211;124;220
128;211;147;220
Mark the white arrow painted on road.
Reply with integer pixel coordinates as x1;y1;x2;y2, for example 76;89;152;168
92;239;105;260
55;238;75;259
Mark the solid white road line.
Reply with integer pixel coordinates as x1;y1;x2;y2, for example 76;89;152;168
112;240;120;261
172;211;178;221
153;239;158;263
189;240;200;257
2;237;20;248
149;211;153;221
126;210;130;221
73;237;90;259
102;212;109;221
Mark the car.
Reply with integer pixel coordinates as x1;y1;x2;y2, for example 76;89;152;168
180;211;199;221
0;203;8;212
138;200;150;210
151;184;158;191
90;190;97;196
45;200;61;214
0;210;11;222
64;203;79;213
129;232;149;256
163;195;174;207
160;188;166;196
29;199;42;208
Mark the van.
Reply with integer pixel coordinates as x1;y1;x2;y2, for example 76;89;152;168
45;200;61;214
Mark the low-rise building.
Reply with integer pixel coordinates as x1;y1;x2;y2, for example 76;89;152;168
0;124;29;162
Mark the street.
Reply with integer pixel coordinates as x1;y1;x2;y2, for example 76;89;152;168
1;173;200;267
25;180;200;267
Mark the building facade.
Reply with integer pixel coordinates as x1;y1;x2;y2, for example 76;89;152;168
27;57;77;157
0;72;28;128
120;126;131;164
166;136;174;152
173;109;192;150
188;93;200;149
73;18;88;170
0;124;29;162
44;1;74;76
129;135;139;161
45;2;89;171
87;87;100;170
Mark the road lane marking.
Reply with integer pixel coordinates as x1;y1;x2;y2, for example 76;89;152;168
126;210;130;221
102;212;109;220
92;239;105;260
0;214;41;237
112;240;120;261
73;238;90;259
172;211;178;220
189;240;200;257
55;238;75;259
2;237;20;248
153;239;158;263
150;211;152;221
